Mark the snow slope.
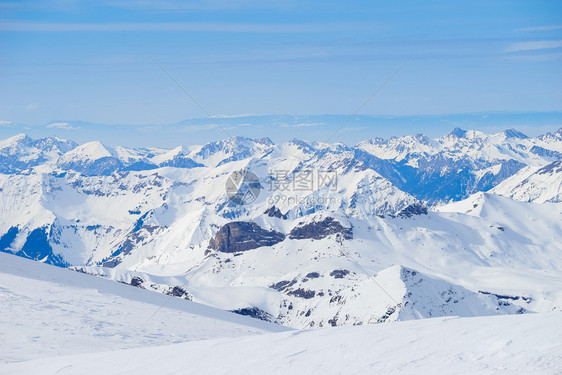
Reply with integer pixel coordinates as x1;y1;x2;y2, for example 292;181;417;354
0;252;287;363
80;192;560;328
491;160;562;203
3;312;561;375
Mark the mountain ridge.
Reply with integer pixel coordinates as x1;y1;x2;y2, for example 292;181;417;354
1;128;561;328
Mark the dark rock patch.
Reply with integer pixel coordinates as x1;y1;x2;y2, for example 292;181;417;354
231;307;273;322
376;305;399;323
167;286;191;300
270;279;297;292
289;217;352;240
288;288;316;299
330;269;350;279
264;205;288;220
209;221;285;253
537;160;562;175
398;202;428;218
530;146;562;160
130;276;144;287
102;224;160;267
479;291;532;304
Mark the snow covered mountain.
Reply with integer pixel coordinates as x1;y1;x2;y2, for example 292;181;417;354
356;127;561;202
0;134;77;173
491;159;562;203
1;128;561;329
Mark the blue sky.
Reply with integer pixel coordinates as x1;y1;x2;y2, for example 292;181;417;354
0;0;561;146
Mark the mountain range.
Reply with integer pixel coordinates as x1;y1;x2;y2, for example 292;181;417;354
1;127;561;329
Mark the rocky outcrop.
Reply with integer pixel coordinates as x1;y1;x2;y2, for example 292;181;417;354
330;269;350;279
264;205;288;220
230;307;273;321
208;221;285;253
289;217;352;240
398;202;428;218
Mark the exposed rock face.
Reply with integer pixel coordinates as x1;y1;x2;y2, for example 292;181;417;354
230;307;273;321
167;286;191;299
270;279;297;291
159;154;203;169
330;269;350;279
102;222;161;268
264;205;288;220
289;217;352;240
287;288;316;299
208;221;285;253
537;160;562;175
530;146;562;159
130;276;144;287
398;202;428;218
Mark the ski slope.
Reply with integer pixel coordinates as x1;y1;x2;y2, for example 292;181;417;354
0;252;287;363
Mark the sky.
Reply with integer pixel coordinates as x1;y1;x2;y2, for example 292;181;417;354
0;0;561;146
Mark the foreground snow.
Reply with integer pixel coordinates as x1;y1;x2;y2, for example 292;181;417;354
1;241;560;374
0;252;286;363
3;313;561;374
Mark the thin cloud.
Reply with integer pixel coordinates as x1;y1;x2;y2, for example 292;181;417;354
504;40;562;53
342;126;367;132
46;122;81;130
108;0;291;11
0;22;366;33
517;25;562;32
178;124;236;132
507;51;562;62
280;122;324;128
214;114;258;119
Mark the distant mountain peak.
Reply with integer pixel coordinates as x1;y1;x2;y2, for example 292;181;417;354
537;127;562;142
67;140;115;160
448;127;467;138
0;133;32;146
503;129;528;139
255;137;274;146
413;133;430;143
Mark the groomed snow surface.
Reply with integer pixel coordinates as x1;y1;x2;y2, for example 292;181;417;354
1;252;561;374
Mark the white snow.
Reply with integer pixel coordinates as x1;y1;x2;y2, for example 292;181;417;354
491;160;562;203
0;252;287;363
57;141;115;163
2;128;562;373
2;311;561;374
